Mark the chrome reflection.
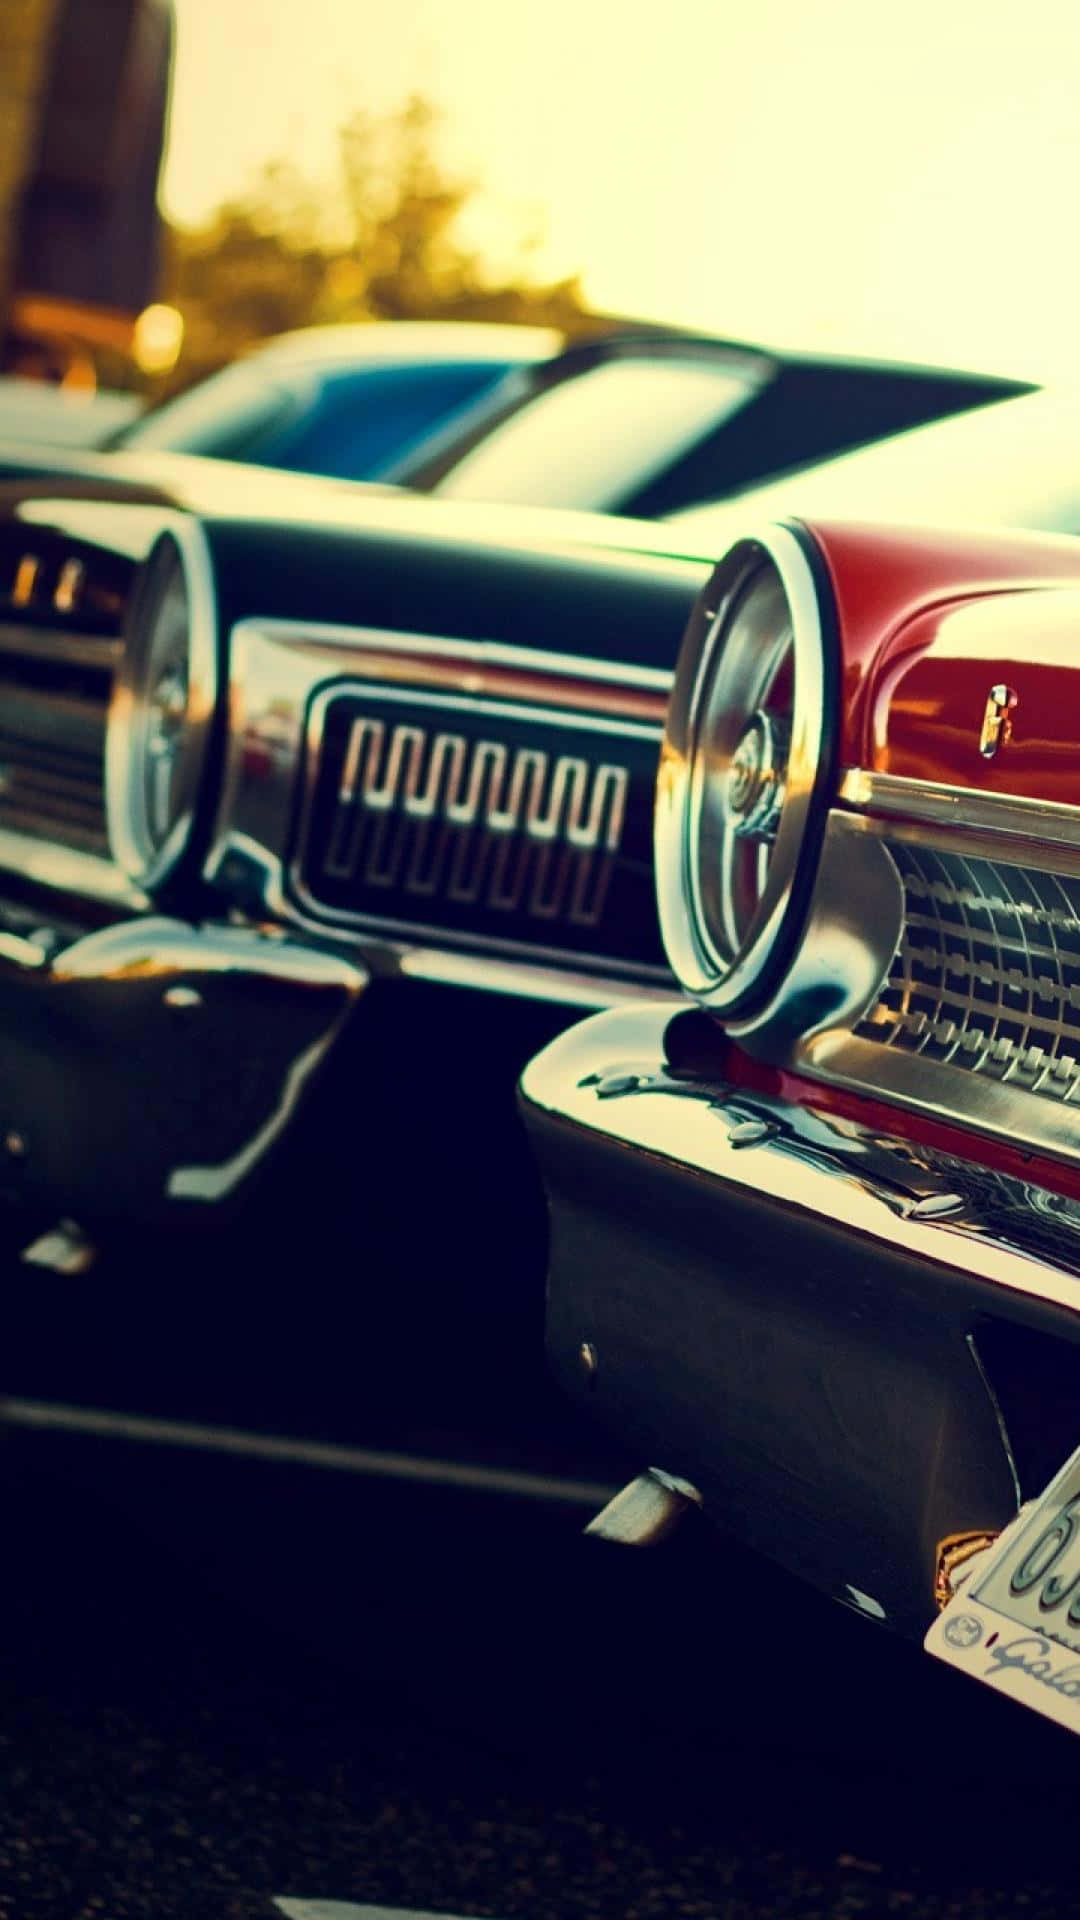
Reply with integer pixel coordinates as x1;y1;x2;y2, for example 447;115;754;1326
207;615;676;1004
840;768;1080;849
0;825;147;910
725;809;904;1050
6;918;368;1212
521;1003;1080;1316
656;524;832;1016
105;515;219;888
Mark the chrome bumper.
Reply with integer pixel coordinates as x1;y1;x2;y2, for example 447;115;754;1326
0;914;366;1224
521;1005;1080;1636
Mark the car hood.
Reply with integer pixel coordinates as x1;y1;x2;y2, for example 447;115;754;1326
0;442;722;566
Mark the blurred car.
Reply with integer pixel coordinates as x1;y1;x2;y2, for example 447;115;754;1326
106;320;561;478
0;326;1029;517
671;380;1080;543
0;375;142;448
390;329;1031;516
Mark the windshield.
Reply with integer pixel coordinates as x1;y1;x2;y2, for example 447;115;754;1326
430;358;758;511
113;361;297;455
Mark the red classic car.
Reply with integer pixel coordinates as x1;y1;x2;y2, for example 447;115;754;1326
520;516;1080;1734
7;453;1080;1735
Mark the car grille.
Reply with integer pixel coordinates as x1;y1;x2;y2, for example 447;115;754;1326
855;840;1080;1106
0;661;110;858
0;522;129;864
294;685;668;975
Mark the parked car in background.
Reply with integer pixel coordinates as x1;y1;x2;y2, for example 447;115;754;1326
672;380;1080;543
390;329;1031;516
0;324;1030;517
106;320;561;478
0;375;142;448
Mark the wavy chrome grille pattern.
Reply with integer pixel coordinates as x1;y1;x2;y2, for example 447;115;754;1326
295;685;667;974
855;842;1080;1103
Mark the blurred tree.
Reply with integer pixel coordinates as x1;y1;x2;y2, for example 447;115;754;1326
158;94;598;396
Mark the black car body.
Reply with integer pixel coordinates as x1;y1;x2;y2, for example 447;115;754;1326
0;464;704;1492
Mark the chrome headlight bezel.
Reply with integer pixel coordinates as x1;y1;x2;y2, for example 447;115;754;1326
105;519;219;890
655;523;836;1017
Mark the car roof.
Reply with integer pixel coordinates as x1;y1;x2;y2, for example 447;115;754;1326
245;321;565;368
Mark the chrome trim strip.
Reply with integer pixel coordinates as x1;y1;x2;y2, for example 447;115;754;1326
521;1004;1080;1318
0;929;50;970
656;523;829;1013
0;824;147;909
840;768;1080;849
303;681;661;745
0;1397;619;1508
801;1028;1080;1169
232;615;673;710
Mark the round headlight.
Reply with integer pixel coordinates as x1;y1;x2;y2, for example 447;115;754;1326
655;526;834;1016
106;522;218;888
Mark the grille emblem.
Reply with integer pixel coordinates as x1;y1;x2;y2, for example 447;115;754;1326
978;683;1017;759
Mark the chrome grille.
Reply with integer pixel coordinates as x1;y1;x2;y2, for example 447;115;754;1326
0;671;109;858
295;685;667;974
0;726;107;854
855;841;1080;1104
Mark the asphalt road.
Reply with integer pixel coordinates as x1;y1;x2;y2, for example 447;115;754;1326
0;1428;1078;1920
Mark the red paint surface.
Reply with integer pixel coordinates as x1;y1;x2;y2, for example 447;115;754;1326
800;520;1080;771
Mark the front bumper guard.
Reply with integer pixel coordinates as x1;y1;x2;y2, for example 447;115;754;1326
521;1004;1080;1636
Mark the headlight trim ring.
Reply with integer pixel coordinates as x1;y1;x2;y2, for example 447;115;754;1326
655;521;837;1018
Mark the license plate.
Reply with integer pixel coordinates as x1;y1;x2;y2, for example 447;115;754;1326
926;1444;1080;1734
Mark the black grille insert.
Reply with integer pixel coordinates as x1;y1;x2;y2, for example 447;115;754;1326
0;666;109;857
295;684;667;974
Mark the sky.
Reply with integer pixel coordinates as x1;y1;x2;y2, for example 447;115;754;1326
162;0;1080;382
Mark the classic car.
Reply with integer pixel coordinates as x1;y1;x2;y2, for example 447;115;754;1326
105;320;561;476
390;329;1028;517
10;448;1080;1733
519;514;1080;1731
0;327;1028;513
672;380;1080;545
0;462;708;1500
